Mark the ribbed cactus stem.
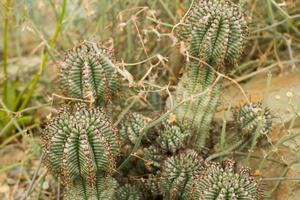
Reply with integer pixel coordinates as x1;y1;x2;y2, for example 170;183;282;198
173;0;249;150
42;104;120;186
60;41;119;105
118;184;143;200
119;113;151;145
180;0;249;67
64;176;118;200
173;65;222;150
189;159;263;199
234;102;272;136
160;150;204;200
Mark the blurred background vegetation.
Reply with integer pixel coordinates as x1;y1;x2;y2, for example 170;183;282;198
0;0;300;199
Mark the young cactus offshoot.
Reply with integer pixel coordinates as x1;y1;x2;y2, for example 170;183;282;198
160;150;204;200
234;102;273;136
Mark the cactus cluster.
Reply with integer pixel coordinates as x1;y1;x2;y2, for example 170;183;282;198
41;0;271;199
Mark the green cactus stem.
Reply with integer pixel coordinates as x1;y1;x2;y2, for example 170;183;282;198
42;103;120;186
189;159;263;199
60;41;119;105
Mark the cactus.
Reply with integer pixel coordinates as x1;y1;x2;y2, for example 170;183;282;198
60;41;119;105
173;67;222;150
119;113;150;145
234;102;272;136
189;160;262;200
63;176;118;200
179;0;249;67
144;145;164;169
39;1;268;199
156;122;190;154
143;122;191;169
118;184;143;200
42;103;120;186
160;150;204;200
172;0;249;150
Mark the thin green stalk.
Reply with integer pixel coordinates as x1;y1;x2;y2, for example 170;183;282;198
258;102;300;171
158;0;176;22
266;0;275;23
2;0;10;81
268;160;299;196
19;0;67;110
220;105;231;151
2;0;11;110
245;73;272;165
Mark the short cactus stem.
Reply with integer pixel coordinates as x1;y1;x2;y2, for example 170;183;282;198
179;0;249;67
234;102;273;136
42;103;120;186
189;159;263;200
60;41;120;105
160;150;204;200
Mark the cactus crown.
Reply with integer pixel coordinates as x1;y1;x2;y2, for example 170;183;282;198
119;112;150;145
42;103;120;186
156;122;190;154
160;150;204;200
60;41;119;105
179;0;249;67
234;102;272;136
190;159;262;200
118;184;143;200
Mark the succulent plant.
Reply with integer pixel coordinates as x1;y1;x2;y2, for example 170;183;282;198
179;0;249;67
189;159;262;200
144;122;191;169
234;102;272;136
60;41;119;105
40;1;267;199
173;67;222;150
42;103;120;185
156;122;190;154
64;176;118;200
118;184;143;200
172;0;249;151
144;145;164;169
119;112;150;145
160;150;204;200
